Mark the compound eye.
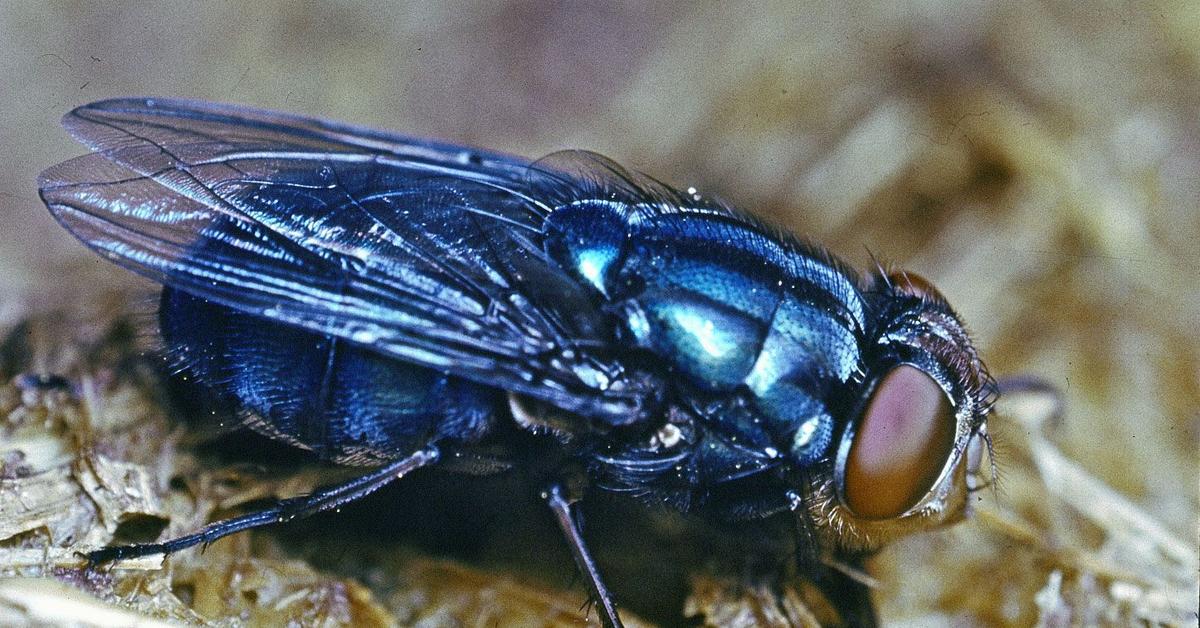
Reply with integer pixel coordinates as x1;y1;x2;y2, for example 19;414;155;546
843;365;955;519
887;270;945;302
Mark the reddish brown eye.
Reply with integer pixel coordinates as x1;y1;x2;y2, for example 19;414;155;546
887;270;945;302
843;365;955;519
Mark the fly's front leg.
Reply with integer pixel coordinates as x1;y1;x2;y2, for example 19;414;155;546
541;483;623;628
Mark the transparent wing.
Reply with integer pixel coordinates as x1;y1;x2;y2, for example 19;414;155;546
39;98;654;423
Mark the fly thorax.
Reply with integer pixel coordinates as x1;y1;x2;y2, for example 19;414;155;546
552;207;866;470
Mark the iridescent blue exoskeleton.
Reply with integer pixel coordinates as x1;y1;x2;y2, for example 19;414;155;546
39;99;997;627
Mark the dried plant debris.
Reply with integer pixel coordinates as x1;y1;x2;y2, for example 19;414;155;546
684;574;845;628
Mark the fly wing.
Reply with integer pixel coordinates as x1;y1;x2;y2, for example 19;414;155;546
39;98;654;424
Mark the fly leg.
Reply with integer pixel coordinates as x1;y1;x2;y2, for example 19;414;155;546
86;446;440;565
542;483;623;628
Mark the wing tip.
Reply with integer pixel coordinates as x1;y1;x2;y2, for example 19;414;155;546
64;96;143;123
36;157;84;194
65;95;183;122
36;152;121;191
61;96;226;152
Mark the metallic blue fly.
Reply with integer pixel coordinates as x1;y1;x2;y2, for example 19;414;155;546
39;98;997;627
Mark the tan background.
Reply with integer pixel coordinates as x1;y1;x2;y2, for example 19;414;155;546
0;1;1196;625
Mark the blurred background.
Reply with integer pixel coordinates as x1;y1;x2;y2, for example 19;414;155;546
0;1;1196;626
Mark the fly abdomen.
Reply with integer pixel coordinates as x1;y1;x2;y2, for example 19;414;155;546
159;288;497;465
